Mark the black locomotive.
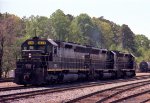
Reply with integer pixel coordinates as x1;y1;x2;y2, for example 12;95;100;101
14;37;136;86
139;61;150;72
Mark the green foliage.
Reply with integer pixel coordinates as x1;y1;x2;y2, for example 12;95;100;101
135;34;150;49
24;15;52;38
96;18;113;48
69;19;82;43
50;9;70;41
134;34;150;63
135;47;150;63
70;13;93;44
69;14;102;47
1;10;150;76
121;24;137;52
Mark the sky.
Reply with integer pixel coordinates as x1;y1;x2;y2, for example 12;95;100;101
1;0;150;39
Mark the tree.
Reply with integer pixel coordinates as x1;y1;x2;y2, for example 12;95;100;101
69;13;102;46
134;34;150;62
69;19;82;43
121;24;136;52
0;13;21;78
50;9;70;41
75;14;94;44
0;23;5;78
96;17;114;48
91;18;103;48
135;34;150;49
35;16;52;38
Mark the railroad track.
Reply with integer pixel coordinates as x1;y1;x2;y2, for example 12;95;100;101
66;79;150;103
0;75;150;102
0;86;36;92
140;99;150;103
0;74;148;83
110;89;150;103
0;78;14;83
0;74;149;92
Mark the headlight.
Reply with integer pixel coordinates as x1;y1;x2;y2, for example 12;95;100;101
29;53;32;58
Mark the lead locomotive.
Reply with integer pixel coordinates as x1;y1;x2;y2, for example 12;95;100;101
14;37;136;86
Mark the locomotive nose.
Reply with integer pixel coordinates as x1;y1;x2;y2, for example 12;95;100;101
25;64;32;69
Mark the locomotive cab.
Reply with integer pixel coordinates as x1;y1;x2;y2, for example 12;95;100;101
14;37;58;85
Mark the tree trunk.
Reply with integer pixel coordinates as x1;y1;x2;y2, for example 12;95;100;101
0;37;4;78
0;60;2;78
0;51;3;78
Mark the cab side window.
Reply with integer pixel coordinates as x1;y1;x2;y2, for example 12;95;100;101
54;47;57;54
47;45;52;53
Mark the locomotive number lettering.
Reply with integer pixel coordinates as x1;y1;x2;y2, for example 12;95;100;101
38;41;46;45
28;41;34;45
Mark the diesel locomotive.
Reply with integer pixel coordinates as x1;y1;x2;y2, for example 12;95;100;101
14;37;136;86
139;61;150;72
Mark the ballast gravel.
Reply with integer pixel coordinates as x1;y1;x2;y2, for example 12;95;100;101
8;78;150;103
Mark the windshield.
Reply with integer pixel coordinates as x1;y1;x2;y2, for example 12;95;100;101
23;45;46;51
37;45;45;50
22;40;55;54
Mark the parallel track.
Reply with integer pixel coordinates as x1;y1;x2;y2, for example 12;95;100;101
97;81;150;103
0;75;149;92
66;79;150;103
0;78;13;83
0;75;150;102
0;86;36;92
140;99;150;103
110;89;150;103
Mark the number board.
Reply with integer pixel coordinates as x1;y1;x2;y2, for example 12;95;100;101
28;41;34;45
38;41;46;45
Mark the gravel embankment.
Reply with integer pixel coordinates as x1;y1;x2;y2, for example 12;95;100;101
10;78;150;103
0;82;17;88
136;73;150;76
1;73;150;103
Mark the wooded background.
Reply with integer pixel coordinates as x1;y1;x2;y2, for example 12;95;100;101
0;9;150;77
